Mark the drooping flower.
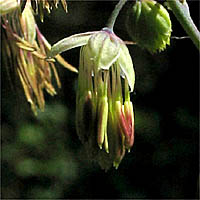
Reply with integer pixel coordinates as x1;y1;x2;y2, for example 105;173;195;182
1;0;76;115
50;27;135;170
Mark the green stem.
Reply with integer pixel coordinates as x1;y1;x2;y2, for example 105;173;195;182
167;0;200;51
106;0;128;31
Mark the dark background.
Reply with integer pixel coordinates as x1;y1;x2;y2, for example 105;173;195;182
1;0;199;199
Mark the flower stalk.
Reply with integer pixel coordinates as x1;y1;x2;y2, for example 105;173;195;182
106;0;128;30
166;0;200;51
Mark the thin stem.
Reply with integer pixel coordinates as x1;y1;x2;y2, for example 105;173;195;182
167;0;200;51
106;0;128;31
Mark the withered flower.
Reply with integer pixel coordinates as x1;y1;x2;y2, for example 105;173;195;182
1;0;75;115
20;0;68;22
0;0;67;19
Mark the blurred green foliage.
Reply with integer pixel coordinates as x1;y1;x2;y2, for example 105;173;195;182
1;1;199;199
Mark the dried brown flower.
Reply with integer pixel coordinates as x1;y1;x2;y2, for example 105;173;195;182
1;0;75;115
20;0;68;22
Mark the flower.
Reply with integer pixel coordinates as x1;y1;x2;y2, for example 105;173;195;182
0;0;67;20
126;0;172;53
50;28;135;170
20;0;68;22
1;0;75;115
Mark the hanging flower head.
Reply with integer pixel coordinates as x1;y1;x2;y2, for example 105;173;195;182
1;0;75;115
50;27;135;170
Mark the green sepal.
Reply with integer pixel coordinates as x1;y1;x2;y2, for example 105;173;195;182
117;43;135;92
49;32;97;57
86;29;120;70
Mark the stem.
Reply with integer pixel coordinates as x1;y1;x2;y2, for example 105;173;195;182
167;0;200;51
106;0;128;31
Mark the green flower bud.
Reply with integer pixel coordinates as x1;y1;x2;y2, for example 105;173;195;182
126;0;172;53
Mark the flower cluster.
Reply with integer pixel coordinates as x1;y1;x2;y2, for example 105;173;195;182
50;28;135;170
